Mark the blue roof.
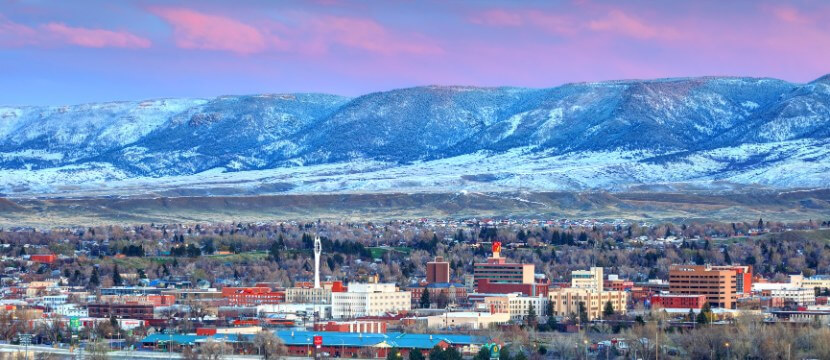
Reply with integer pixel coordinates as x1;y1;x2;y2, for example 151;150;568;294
141;331;485;349
425;283;465;289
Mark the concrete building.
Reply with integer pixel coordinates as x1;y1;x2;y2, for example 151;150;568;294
424;311;511;329
548;288;628;320
669;265;737;309
426;256;450;284
314;320;387;333
761;288;816;306
331;283;411;319
571;267;604;292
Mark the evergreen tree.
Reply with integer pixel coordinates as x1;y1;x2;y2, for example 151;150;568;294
386;347;403;360
419;289;431;309
603;301;615;317
112;264;123;286
526;303;537;327
89;267;100;287
758;218;764;231
409;349;425;360
687;308;696;322
578;302;589;324
723;249;732;264
697;303;711;324
473;348;490;360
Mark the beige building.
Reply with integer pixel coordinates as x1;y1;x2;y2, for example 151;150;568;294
331;283;410;319
285;287;331;304
548;287;627;320
571;267;604;292
425;311;511;329
481;293;548;321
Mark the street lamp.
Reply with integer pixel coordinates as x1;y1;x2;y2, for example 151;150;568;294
725;342;730;360
583;339;589;360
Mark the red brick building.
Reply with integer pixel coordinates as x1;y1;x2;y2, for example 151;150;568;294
427;257;450;283
409;283;467;307
88;303;154;319
314;321;387;333
650;294;707;309
221;287;285;306
476;278;549;297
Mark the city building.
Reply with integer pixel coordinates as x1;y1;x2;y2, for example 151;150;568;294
314;320;387;333
409;283;467;307
650;294;708;309
427;256;450;283
669;265;737;309
604;275;634;292
760;288;816;306
331;283;411;319
285;281;346;304
87;302;154;319
423;311;511;329
571;267;604;292
221;287;285;306
548;287;628;319
473;242;544;296
711;265;753;294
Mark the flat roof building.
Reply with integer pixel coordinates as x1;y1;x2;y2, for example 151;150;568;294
669;265;737;309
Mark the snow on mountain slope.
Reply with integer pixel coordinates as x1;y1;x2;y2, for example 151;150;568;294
0;75;829;197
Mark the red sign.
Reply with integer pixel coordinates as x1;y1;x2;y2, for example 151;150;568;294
313;335;323;348
492;241;501;253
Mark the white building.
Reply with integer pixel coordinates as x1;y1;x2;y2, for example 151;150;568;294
508;294;548;321
52;303;88;317
762;288;816;306
331;283;410;319
571;267;603;292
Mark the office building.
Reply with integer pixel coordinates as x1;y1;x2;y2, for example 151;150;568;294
331;283;411;319
669;265;737;309
426;257;450;284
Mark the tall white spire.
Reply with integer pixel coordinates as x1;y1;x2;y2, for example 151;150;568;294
313;236;322;289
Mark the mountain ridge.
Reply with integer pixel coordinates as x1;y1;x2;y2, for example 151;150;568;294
1;75;829;197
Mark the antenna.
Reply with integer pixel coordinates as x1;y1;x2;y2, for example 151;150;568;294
314;237;322;289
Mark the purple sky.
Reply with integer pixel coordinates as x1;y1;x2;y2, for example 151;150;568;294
2;0;830;105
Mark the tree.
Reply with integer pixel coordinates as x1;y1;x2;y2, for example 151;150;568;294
578;301;589;324
420;289;431;309
526;302;538;327
603;300;615;318
688;308;696;322
387;347;403;360
198;339;231;360
89;267;100;288
697;303;712;324
474;347;490;360
254;331;286;360
112;264;122;286
409;349;426;360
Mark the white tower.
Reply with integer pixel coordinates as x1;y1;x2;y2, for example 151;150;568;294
313;237;322;289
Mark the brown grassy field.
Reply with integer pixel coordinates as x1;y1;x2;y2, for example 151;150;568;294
1;189;829;227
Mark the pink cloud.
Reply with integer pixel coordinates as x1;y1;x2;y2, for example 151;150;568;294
469;9;574;35
308;16;442;55
150;7;271;54
0;15;150;48
768;6;812;24
469;9;524;27
43;23;151;48
588;10;676;40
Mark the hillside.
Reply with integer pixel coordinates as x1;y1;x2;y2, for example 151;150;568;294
1;75;829;197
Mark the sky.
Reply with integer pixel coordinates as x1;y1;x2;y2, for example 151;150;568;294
1;0;830;105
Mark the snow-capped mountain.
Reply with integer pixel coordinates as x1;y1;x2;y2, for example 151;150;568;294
1;75;829;196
